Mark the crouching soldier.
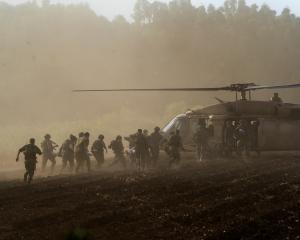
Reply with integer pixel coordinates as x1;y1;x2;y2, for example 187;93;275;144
16;138;42;184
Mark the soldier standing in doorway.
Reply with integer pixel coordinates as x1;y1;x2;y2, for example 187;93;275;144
271;93;283;103
234;120;250;158
249;121;260;157
193;121;210;162
224;121;236;157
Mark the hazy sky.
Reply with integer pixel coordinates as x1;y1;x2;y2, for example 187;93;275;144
2;0;300;20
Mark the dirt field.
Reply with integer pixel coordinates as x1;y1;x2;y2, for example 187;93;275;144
1;154;300;240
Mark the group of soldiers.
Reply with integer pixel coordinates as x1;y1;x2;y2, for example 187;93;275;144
16;127;166;183
192;118;260;162
223;119;260;158
15;118;261;184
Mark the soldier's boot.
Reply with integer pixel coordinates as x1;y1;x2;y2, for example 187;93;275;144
41;160;47;172
24;172;29;182
169;158;175;169
69;160;75;173
28;170;34;184
50;159;56;174
28;175;33;184
121;158;127;169
75;162;81;173
61;160;67;173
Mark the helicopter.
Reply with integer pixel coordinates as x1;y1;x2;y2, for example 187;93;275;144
74;83;300;154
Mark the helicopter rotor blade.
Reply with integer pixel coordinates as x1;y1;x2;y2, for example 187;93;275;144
73;87;232;92
245;83;300;91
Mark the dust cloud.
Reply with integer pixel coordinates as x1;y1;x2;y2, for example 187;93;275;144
1;1;300;169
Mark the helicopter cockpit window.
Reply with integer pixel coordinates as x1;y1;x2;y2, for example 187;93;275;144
163;118;176;133
163;117;188;136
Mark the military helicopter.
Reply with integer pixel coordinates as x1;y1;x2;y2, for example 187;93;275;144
74;83;300;153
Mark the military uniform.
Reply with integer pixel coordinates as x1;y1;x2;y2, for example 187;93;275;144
249;121;260;156
124;134;137;166
193;125;209;161
168;132;183;167
75;134;90;173
149;129;163;167
135;131;149;170
41;137;57;172
60;136;76;172
17;143;42;183
224;122;235;157
109;137;126;168
234;122;250;157
271;93;283;103
92;137;107;168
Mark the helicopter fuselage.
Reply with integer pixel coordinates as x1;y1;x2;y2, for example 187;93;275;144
162;100;300;152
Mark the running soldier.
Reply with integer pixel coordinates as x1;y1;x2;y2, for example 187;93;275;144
193;122;210;162
91;135;107;169
125;134;137;167
143;129;151;168
59;135;77;172
168;130;184;167
75;132;84;169
135;129;149;170
75;132;91;173
109;136;126;168
149;127;163;167
41;134;58;173
16;138;42;183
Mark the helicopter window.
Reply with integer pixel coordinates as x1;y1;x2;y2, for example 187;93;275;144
175;118;189;134
163;117;188;134
163;118;177;133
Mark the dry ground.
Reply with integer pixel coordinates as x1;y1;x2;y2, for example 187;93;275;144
1;154;300;240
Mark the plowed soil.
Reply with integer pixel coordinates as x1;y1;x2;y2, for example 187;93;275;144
1;154;300;240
